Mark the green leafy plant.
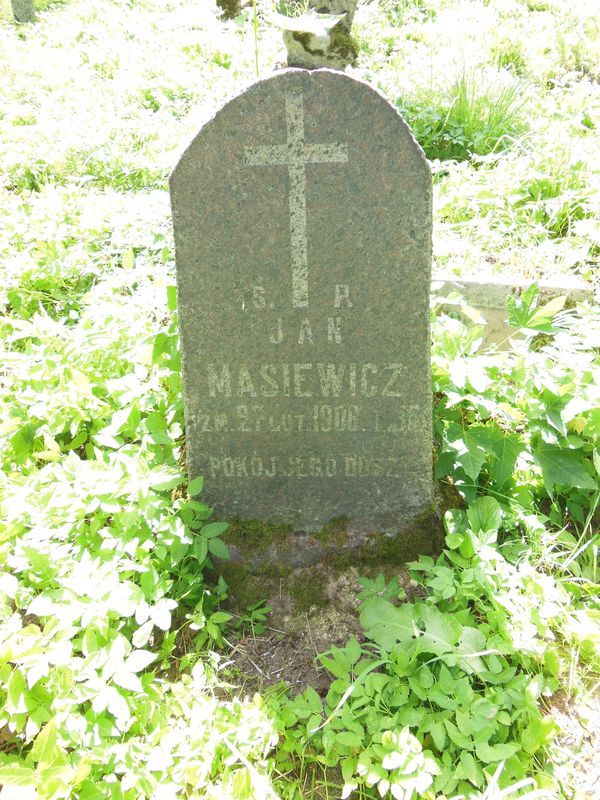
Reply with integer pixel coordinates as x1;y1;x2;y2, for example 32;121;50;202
396;69;529;162
271;291;599;797
272;498;567;798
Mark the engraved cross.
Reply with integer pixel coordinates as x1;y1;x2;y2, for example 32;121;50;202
244;88;348;309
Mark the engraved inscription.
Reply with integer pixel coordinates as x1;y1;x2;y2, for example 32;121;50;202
206;363;407;398
207;453;407;479
198;403;422;435
244;89;348;309
268;316;344;345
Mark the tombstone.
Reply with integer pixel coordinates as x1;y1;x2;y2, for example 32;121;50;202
11;0;36;23
282;1;359;71
215;0;241;20
170;69;435;565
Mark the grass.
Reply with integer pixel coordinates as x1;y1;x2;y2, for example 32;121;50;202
354;0;599;283
0;1;599;798
396;68;529;162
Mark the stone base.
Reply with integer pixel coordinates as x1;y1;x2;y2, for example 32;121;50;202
432;273;595;346
218;482;457;618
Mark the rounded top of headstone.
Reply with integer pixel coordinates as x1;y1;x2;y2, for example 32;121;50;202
170;69;429;187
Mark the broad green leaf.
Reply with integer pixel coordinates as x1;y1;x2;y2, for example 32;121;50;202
132;620;153;648
201;522;229;539
37;763;76;786
345;636;363;665
308;713;324;735
444;720;471;749
419;665;434;688
419;606;460;655
454;627;487;675
0;572;18;598
446;428;487;481
90;433;122;450
167;284;177;312
475;742;520;762
336;731;362;749
444;508;467;538
460;750;478;786
360;600;416;651
150;472;184;491
124;650;156;673
445;532;464;549
522;716;559;754
320;653;350;680
408;675;428;700
429;720;446;751
150;602;172;631
527;295;566;328
0;765;35;786
208;538;230;560
210;611;232;624
534;443;597;491
113;669;143;692
30;718;59;769
455;710;475;736
449;357;467;388
7;670;30;714
193;537;208;563
187;475;204;496
467;496;502;536
459;447;487;481
437;665;455;694
506;283;539;328
593;449;600;478
466;359;492;392
304;686;323;715
489;433;523;488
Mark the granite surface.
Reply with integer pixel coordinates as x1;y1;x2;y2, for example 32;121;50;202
170;68;433;534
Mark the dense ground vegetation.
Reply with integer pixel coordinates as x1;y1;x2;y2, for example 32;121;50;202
0;0;598;798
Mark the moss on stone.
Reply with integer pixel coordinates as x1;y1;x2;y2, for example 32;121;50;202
219;561;266;608
226;518;293;552
329;28;359;64
291;31;325;58
218;486;452;621
287;572;328;612
314;516;349;546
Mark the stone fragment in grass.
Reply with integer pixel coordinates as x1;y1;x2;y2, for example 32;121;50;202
11;0;36;23
278;2;359;71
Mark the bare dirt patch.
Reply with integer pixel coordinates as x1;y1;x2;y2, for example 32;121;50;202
549;692;600;800
225;564;422;696
226;567;365;696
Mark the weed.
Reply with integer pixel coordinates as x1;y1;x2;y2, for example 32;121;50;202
513;157;594;238
492;40;529;76
397;69;529;162
276;0;310;17
271;291;600;797
379;0;436;27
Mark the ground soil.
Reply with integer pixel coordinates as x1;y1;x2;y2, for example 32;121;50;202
226;565;422;696
549;692;600;799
